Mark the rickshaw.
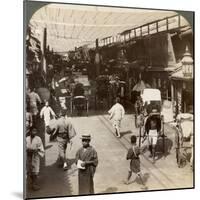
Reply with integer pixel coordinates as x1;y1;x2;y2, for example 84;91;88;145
138;89;165;163
175;113;193;168
71;95;89;116
71;82;89;116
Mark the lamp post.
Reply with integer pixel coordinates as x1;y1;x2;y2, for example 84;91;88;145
182;46;193;78
180;46;193;113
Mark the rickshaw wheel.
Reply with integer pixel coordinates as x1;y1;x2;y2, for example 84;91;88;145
178;155;187;168
135;115;138;128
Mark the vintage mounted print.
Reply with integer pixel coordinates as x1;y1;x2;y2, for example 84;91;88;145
24;1;194;199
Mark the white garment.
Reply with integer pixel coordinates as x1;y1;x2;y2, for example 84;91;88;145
26;136;44;157
26;136;44;174
59;97;67;109
108;103;125;121
161;100;174;123
180;120;193;138
40;106;55;126
28;92;41;115
113;119;121;130
148;129;158;145
108;103;125;131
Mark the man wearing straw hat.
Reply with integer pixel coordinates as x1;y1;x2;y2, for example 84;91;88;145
76;134;98;195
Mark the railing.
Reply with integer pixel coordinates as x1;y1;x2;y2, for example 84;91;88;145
100;14;189;47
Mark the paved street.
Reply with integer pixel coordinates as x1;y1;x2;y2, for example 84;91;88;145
27;113;193;199
25;4;194;199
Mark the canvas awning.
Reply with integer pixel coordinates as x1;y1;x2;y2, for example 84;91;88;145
141;88;161;102
29;4;190;52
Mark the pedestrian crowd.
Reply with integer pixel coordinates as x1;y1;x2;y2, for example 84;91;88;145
26;82;150;194
25;69;161;194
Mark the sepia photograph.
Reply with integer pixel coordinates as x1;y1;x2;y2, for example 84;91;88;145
24;1;194;199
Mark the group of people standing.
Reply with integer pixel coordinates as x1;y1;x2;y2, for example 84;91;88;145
26;87;99;195
26;84;149;194
25;65;153;195
26;87;55;191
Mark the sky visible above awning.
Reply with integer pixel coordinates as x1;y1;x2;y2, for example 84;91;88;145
29;3;190;52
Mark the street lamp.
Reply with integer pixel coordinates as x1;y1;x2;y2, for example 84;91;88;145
181;46;193;78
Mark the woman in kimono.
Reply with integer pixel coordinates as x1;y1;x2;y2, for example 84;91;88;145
76;134;98;195
26;127;44;191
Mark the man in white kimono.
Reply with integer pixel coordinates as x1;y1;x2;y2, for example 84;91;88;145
26;127;44;191
108;97;125;138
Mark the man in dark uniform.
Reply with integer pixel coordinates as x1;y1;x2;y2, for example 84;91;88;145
76;134;98;195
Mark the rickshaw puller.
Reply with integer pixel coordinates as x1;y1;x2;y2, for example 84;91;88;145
148;119;159;162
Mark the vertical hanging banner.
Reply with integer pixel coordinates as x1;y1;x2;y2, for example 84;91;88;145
41;27;47;74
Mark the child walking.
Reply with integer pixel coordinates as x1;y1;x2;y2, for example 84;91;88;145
40;101;56;127
124;135;148;190
108;97;125;138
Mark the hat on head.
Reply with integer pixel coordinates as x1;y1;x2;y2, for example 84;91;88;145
80;134;91;140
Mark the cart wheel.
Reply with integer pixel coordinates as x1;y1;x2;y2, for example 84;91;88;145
178;157;187;168
135;115;138;128
162;134;166;155
139;127;142;147
177;150;187;168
